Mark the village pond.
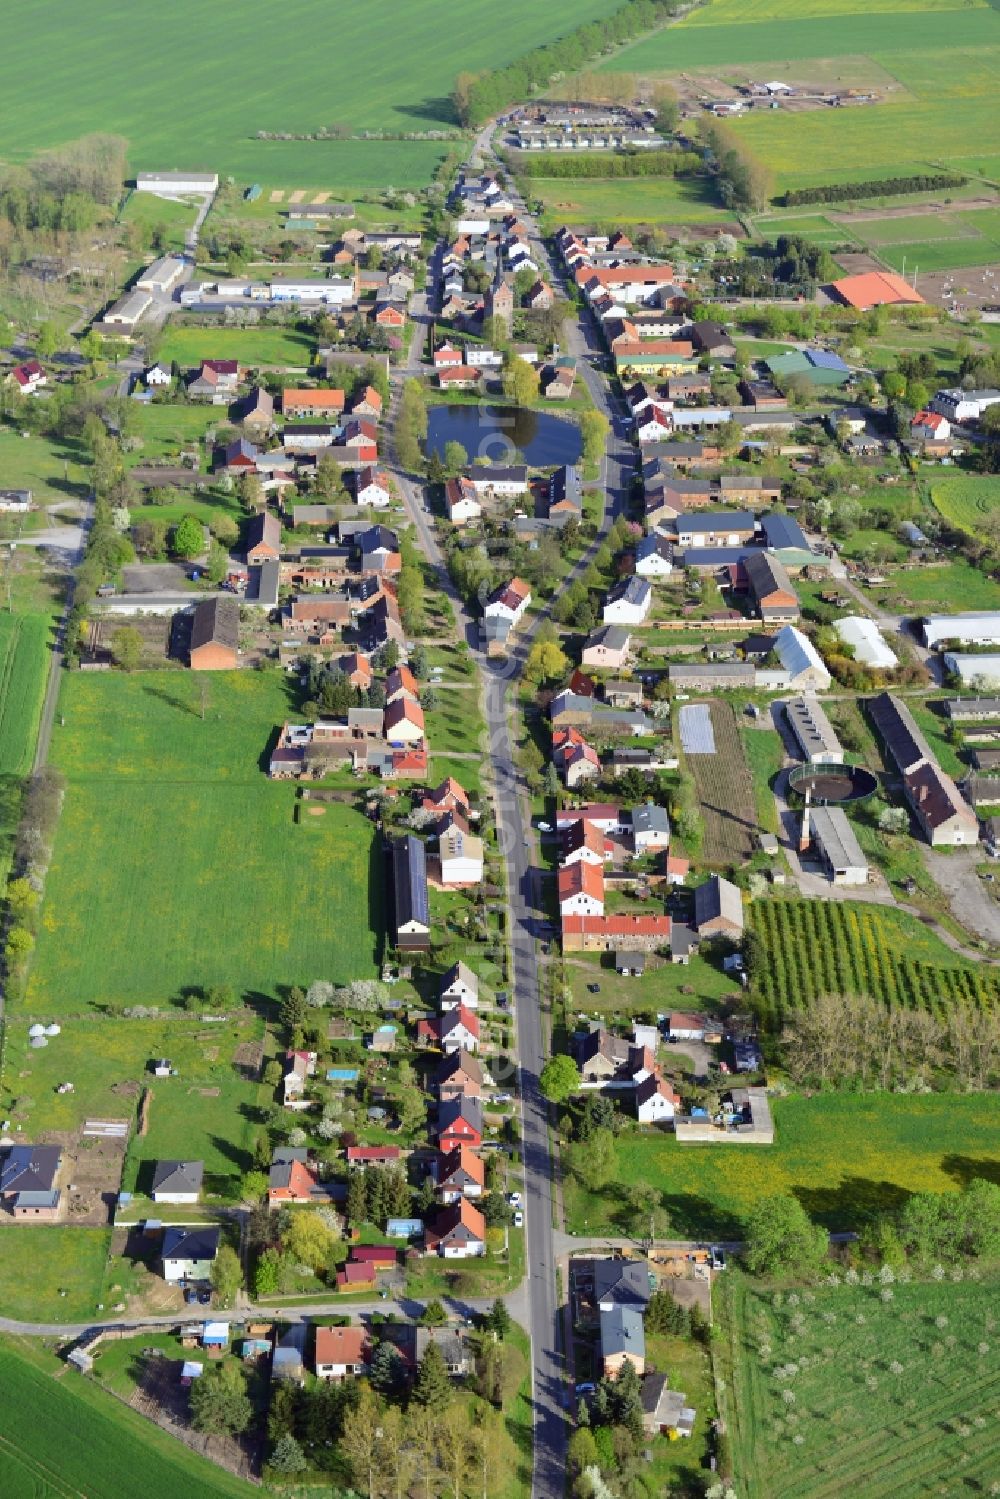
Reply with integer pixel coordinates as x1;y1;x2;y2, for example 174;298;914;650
426;403;582;466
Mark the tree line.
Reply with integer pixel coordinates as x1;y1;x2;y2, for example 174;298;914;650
452;0;678;128
515;147;702;180
779;989;1000;1092
780;172;967;207
702;118;774;211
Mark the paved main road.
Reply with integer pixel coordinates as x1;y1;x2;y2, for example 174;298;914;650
386;137;634;1497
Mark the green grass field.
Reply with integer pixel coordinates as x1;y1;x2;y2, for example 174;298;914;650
424;688;486;756
2;0;610;183
0;1229;111;1323
3;1015;266;1191
753;213;860;248
532;175;736;231
158;324;316;370
604;9;1000;195
126;404;228;464
26;671;382;1012
0;613;49;777
564;1092;1000;1238
0;430;91;505
868;559;1000;612
118;190;199;252
717;1273;1000;1499
0;1337;256;1496
929;473;1000;533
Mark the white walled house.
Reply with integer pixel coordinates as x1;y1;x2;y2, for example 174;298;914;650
440;961;479;1010
150;1159;204;1205
603;577;652;626
162;1225;220;1283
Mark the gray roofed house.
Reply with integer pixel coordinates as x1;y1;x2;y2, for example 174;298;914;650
808;806;868;886
630;802;671;852
0;1143;61;1199
944;696;1000;721
391;835;430;950
761;512;809;553
642;1372;696;1437
785;696;843;764
693;874;744;937
272;1322;307;1382
161;1224;220;1282
593;1256;653;1310
151;1159;204;1202
599;1305;646;1374
548;464;583;519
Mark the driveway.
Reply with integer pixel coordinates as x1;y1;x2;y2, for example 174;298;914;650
921;847;1000;943
122;562;191;594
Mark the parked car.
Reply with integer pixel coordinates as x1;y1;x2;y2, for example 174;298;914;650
575;1382;596;1397
709;1248;727;1271
513;1211;524;1228
508;1191;523;1207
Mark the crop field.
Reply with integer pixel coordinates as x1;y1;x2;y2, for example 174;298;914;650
157;324;317;370
717;1272;1000;1499
750;899;1000;1025
685;699;758;864
604;10;1000;195
680;0;989;21
0;1338;255;1497
2;0;609;182
753;214;861;248
0;613;49;778
26;671;382;1012
532;176;736;232
563;1091;999;1238
929;473;1000;534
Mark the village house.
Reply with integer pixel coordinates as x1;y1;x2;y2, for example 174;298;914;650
693;875;744;938
581;625;632;672
162;1225;220;1284
603;576;652;626
282;1049;317;1107
268;1147;324;1204
744;551;799;624
188;359;241;402
467;466;529;499
355;466;392;508
7;360;47;396
630;802;671;854
437;1096;483;1153
553;728;601;788
418;1005;480;1055
315;1325;371;1381
445;475;482;524
435;1146;486;1202
425;1198;486;1258
150;1159;204;1205
600;1306;646;1377
558;860;605;919
441;960;479;1009
484;576;532;628
0;1143;61;1219
594;1258;653;1311
439;825;484;885
246;510;281;564
436;1050;484;1100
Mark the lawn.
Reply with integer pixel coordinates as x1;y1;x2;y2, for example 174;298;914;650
680;0;988;21
0;612;49;778
532;175;735;232
928;473;1000;535
158;324;317;370
118;190;200;252
753;213;860;249
867;560;1000;613
3;1014;266;1192
0;1337;256;1497
0;1228;110;1322
26;671;382;1012
750;898;1000;1025
1;0;610;178
741;724;783;836
126;403;230;465
424;687;486;756
563;1092;1000;1238
0;428;91;504
716;1272;1000;1499
562;949;736;1019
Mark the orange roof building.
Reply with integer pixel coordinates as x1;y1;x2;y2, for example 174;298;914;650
830;272;925;311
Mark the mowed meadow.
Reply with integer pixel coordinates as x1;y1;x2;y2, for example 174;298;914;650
26;671;383;1012
1;0;610;184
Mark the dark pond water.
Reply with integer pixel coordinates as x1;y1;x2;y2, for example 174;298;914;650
425;403;582;467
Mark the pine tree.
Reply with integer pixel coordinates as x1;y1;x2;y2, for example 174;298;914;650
412;1341;452;1410
270;1434;306;1473
368;1339;403;1394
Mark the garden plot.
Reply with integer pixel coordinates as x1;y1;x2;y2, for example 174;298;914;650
685;700;758;864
